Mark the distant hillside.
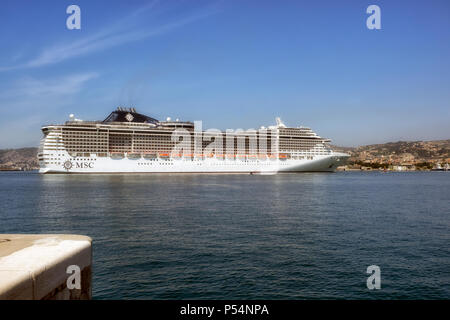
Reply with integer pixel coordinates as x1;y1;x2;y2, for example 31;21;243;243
332;140;450;165
0;147;38;170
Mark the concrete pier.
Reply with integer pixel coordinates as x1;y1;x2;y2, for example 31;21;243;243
0;234;92;300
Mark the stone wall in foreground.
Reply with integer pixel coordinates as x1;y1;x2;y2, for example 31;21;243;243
0;234;92;300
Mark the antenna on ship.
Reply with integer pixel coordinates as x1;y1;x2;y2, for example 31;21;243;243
276;117;286;128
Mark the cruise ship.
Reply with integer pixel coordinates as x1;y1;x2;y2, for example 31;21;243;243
38;108;349;174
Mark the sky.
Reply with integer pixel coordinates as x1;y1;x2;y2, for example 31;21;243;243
0;0;449;148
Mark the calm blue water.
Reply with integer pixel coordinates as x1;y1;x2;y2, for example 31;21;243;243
0;171;449;299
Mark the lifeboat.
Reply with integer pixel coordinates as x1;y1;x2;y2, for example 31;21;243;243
127;152;141;159
143;153;157;159
279;153;288;160
158;153;170;159
183;153;194;158
216;154;225;160
237;154;247;160
206;153;214;158
110;152;124;159
258;154;267;160
171;153;182;159
226;154;236;160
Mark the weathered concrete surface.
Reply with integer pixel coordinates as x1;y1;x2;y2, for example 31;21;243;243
0;234;92;300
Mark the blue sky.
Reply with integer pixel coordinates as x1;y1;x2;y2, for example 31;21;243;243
0;0;449;148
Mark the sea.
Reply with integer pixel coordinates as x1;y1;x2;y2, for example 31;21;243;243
0;171;449;299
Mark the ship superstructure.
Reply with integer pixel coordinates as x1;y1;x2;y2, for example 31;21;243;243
38;108;349;173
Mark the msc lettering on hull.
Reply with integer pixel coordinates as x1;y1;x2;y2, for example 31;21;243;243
75;162;94;169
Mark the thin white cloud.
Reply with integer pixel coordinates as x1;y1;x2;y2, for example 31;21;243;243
0;72;99;147
0;2;219;71
0;115;44;148
1;72;99;99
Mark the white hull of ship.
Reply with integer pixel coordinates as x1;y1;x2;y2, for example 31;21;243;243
39;153;349;174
